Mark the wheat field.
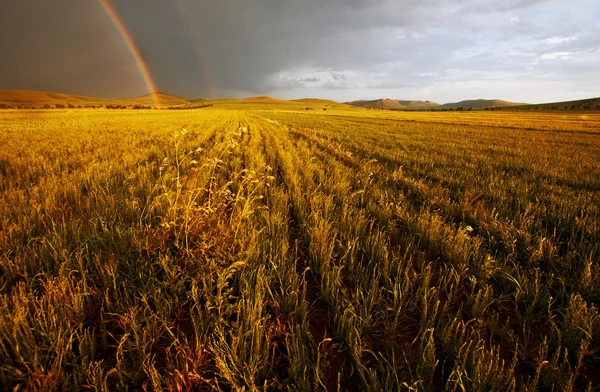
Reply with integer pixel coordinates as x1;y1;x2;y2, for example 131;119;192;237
1;107;599;391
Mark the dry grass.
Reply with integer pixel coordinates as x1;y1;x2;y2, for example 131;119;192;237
0;107;599;391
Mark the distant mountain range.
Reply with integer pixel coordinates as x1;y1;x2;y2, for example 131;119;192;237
346;98;528;110
1;90;599;111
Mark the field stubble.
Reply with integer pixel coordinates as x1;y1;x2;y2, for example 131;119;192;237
0;108;599;391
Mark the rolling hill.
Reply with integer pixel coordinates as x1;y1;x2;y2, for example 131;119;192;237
0;90;358;110
7;90;597;112
347;98;530;110
137;92;190;106
291;98;340;105
0;90;99;105
348;99;439;110
501;97;600;111
0;90;190;107
437;99;527;110
244;96;288;104
206;96;351;110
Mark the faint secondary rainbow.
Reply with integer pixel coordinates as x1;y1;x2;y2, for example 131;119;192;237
173;0;216;98
97;0;160;105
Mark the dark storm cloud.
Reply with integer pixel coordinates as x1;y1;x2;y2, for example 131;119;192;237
1;0;599;102
0;0;146;97
110;0;461;96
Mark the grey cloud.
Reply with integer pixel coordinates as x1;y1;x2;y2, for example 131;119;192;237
457;0;556;14
264;76;305;90
299;77;321;82
322;81;358;90
1;0;598;102
107;0;467;96
367;81;422;89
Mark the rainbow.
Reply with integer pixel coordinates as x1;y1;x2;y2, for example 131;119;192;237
97;0;160;105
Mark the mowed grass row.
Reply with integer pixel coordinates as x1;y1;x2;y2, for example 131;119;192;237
0;108;599;390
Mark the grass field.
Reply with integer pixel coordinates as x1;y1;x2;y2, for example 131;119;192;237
1;107;599;391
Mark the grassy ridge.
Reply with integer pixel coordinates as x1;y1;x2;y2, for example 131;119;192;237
0;90;191;107
0;108;599;390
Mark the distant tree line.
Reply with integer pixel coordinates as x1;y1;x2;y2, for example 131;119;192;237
0;103;103;109
3;101;599;111
0;103;196;110
0;102;218;110
508;104;600;111
165;104;213;110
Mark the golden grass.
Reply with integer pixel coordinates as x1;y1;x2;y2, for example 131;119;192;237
0;107;599;390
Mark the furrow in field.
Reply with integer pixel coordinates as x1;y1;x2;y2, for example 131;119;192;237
253;114;597;388
266;116;599;294
254;116;514;389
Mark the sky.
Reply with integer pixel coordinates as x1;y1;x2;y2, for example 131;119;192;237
1;0;599;104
